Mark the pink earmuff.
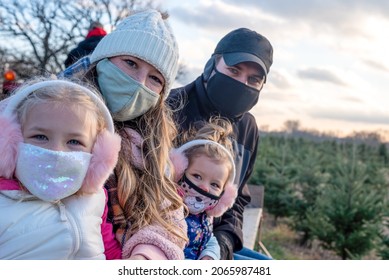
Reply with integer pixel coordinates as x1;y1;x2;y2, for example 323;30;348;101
169;147;189;183
81;129;121;193
0;115;23;179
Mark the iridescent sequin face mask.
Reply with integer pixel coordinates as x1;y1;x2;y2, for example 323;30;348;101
15;143;92;202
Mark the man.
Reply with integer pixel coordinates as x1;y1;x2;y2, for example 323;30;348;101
64;21;107;68
168;28;273;259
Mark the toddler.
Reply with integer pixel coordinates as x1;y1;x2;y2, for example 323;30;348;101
170;118;237;260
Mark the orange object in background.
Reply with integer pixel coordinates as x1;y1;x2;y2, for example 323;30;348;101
2;69;20;96
4;70;17;81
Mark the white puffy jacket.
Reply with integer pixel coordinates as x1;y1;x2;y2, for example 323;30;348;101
0;182;106;260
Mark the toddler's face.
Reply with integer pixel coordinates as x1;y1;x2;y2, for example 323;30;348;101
21;103;97;153
185;154;229;197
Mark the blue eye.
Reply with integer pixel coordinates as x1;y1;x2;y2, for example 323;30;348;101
33;135;48;141
227;67;239;75
248;76;265;87
68;139;81;145
125;59;136;68
150;75;163;85
192;173;201;180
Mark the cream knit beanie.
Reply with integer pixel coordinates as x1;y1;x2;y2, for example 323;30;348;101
90;9;179;97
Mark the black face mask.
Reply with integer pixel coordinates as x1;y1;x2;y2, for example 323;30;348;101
206;69;260;119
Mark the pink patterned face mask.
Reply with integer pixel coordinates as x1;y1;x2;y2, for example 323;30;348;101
178;174;223;215
15;143;92;202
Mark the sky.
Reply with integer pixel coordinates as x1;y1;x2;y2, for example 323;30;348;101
157;0;389;140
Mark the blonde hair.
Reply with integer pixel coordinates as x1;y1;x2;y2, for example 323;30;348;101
180;117;235;185
80;67;187;243
116;97;186;241
16;77;106;135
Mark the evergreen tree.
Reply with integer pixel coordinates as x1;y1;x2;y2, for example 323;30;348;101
378;218;389;260
306;149;385;259
251;135;297;224
378;143;388;166
290;141;330;245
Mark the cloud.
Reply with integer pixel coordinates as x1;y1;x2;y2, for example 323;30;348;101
223;0;389;22
177;64;203;85
363;59;389;72
308;107;389;125
340;96;364;104
170;4;242;30
297;68;347;86
268;70;291;89
169;1;277;32
197;0;389;42
168;0;389;39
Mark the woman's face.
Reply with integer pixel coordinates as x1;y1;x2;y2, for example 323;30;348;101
110;55;165;95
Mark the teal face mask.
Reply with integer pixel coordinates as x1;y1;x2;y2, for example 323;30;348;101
96;58;160;121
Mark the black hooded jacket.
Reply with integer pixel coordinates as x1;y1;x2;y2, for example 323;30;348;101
168;76;259;259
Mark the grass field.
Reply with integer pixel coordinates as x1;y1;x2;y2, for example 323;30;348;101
255;212;381;260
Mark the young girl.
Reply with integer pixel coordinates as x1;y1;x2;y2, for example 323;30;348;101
60;9;187;259
0;78;121;259
170;118;238;260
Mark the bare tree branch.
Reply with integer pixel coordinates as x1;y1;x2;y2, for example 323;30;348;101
0;0;160;76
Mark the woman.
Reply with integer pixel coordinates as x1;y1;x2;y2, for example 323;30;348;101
61;9;187;260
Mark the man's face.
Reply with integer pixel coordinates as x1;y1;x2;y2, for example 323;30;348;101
215;56;265;90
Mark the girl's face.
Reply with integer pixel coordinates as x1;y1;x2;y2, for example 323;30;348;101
110;55;165;95
22;103;97;153
185;154;230;197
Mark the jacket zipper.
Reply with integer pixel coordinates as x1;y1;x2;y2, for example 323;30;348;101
56;201;82;259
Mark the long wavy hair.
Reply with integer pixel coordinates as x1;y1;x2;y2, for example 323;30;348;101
116;97;186;240
81;66;187;243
